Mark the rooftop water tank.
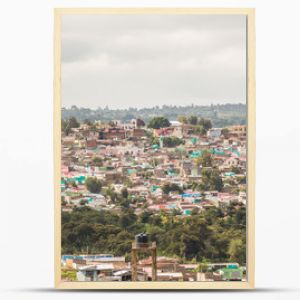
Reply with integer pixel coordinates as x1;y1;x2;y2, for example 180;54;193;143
135;233;149;245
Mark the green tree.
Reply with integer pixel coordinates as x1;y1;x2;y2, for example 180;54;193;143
85;177;102;194
197;262;209;273
75;223;96;249
162;183;183;194
71;181;78;188
105;186;117;203
195;150;213;167
68;117;80;129
177;115;188;124
83;119;92;126
228;238;246;264
121;187;129;199
139;210;152;223
79;199;87;206
147;117;171;129
237;175;246;184
61;196;67;206
231;166;241;174
119;197;130;208
61;270;77;281
188;115;198;125
62;117;80;136
195;125;206;135
61;205;246;263
92;157;103;167
135;118;145;127
202;169;223;191
119;211;137;227
162;136;184;148
221;128;230;138
198;118;212;131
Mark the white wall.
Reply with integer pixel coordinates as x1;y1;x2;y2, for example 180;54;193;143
1;0;300;299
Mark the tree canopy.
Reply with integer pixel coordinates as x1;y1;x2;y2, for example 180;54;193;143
62;104;246;128
162;136;184;148
177;115;188;124
162;183;183;195
195;150;213;167
62;117;80;135
198;118;212;131
62;202;246;264
147;117;171;129
188;115;198;125
201;168;224;192
85;177;102;194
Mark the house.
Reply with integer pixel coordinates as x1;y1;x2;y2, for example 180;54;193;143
86;194;107;209
128;186;149;198
181;160;192;177
130;128;146;138
139;256;180;273
238;191;247;204
153;127;175;137
182;124;201;136
179;204;200;215
178;264;198;281
86;138;97;149
87;256;127;269
169;120;182;127
76;264;114;281
113;269;148;281
105;171;123;183
223;157;239;168
62;136;76;146
154;168;166;178
140;256;184;281
227;125;246;140
99;128;126;140
207;128;222;138
156;272;184;281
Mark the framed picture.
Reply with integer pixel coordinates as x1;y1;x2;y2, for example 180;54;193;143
54;8;255;289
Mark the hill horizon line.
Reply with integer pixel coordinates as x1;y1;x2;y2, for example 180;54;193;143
62;103;246;111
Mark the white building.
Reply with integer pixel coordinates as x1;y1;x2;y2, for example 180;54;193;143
207;128;222;138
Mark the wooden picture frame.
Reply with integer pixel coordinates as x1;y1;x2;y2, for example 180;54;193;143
54;7;255;289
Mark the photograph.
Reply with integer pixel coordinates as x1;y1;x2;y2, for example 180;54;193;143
4;1;300;299
54;8;255;289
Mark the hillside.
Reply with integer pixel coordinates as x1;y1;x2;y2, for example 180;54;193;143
62;103;246;128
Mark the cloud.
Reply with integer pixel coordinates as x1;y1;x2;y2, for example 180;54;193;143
61;14;246;108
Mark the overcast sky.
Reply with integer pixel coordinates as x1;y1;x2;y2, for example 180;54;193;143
61;14;246;109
